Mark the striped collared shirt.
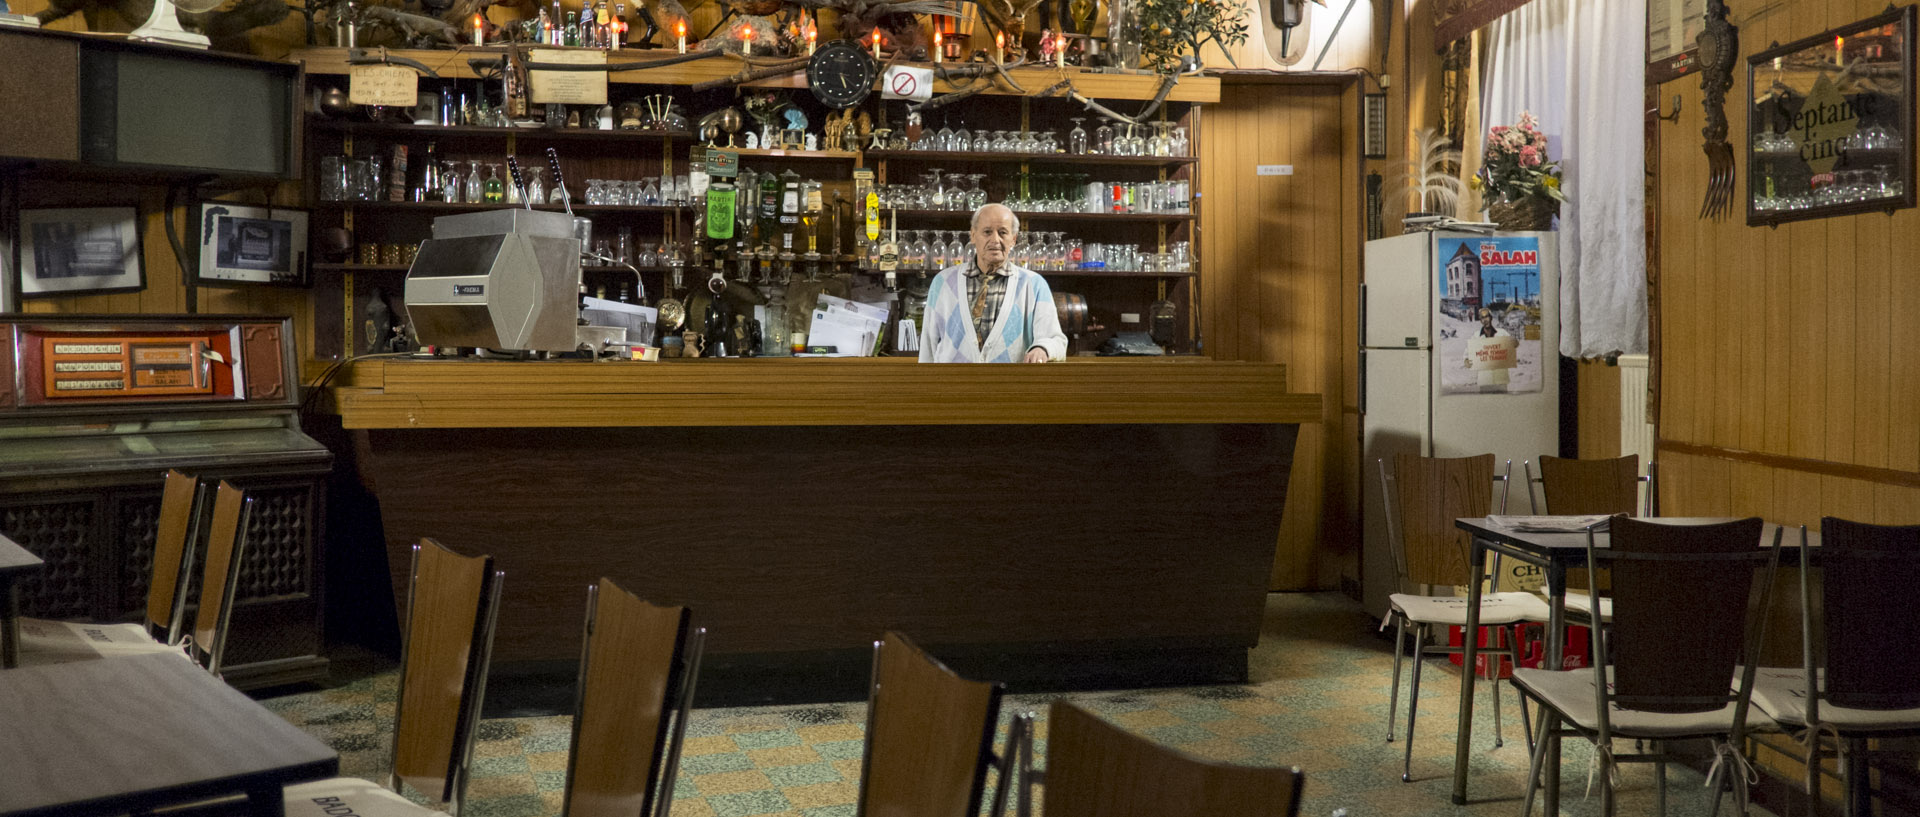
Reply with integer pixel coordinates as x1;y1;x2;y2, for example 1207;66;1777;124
965;260;1010;346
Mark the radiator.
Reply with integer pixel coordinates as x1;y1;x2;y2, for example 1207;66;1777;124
1618;353;1655;512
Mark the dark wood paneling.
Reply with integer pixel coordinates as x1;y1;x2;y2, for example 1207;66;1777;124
0;32;79;163
364;422;1298;664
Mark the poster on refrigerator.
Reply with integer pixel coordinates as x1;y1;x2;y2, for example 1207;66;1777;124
1435;236;1543;395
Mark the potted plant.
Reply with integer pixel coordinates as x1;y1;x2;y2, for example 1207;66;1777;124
1477;111;1567;231
1136;0;1252;73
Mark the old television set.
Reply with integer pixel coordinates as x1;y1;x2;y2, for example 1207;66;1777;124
78;45;298;179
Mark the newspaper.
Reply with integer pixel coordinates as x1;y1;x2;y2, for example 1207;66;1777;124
1485;514;1613;533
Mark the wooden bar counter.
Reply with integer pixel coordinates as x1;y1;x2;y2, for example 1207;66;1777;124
329;357;1319;693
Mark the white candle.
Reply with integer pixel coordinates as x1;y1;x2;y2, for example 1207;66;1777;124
934;30;942;64
994;31;1004;65
472;14;484;46
807;28;817;56
677;21;687;53
873;30;882;60
1057;34;1066;67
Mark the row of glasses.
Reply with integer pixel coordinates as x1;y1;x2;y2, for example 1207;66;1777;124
1077;179;1193;214
895;117;1190;158
584;176;692;207
877;174;989;211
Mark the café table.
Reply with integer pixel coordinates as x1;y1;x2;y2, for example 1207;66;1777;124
0;651;338;817
0;532;43;669
1447;516;1809;810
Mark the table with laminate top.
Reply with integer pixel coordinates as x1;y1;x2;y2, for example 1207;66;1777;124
0;532;44;669
0;651;338;817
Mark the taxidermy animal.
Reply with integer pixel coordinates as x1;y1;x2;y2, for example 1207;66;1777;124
36;0;289;51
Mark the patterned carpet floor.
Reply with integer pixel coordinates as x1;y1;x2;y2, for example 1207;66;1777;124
260;593;1749;817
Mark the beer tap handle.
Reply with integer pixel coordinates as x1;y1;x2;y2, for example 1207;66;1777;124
545;147;573;215
506;155;531;210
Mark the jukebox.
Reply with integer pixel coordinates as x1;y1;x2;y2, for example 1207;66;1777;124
0;314;330;689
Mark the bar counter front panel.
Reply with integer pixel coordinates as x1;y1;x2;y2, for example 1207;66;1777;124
337;359;1319;682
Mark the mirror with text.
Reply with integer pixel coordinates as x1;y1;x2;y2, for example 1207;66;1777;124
1747;6;1915;226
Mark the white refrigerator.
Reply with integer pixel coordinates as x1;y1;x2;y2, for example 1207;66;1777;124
1360;230;1561;618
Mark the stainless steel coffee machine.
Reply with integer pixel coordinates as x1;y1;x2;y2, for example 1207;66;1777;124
403;208;589;354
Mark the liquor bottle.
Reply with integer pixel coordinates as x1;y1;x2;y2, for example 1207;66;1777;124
563;11;579;45
593;0;610;47
549;0;563;43
778;169;801;253
576;10;592;47
617;282;633;303
800;179;822;254
758;170;779;247
420;141;441;204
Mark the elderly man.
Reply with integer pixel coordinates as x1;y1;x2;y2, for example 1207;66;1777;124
918;203;1068;363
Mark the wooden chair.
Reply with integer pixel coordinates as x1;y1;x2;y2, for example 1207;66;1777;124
563;577;705;817
856;630;1006;817
1378;453;1546;781
283;539;503;817
190;481;253;677
16;470;208;663
1039;700;1303;817
1522;455;1656;624
1514;516;1781;817
1749;519;1920;817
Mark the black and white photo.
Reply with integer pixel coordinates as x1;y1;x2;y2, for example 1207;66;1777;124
18;207;145;297
194;202;309;287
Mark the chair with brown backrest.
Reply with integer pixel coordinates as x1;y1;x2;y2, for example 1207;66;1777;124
283;539;503;817
563;577;706;817
189;481;253;677
1522;454;1656;625
1039;700;1303;817
1748;519;1920;817
1379;453;1547;782
856;630;1006;817
1513;516;1782;817
17;469;208;664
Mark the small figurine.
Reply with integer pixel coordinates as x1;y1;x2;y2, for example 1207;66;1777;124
869;127;890;150
745;131;760;149
804;133;818;151
783;107;809;131
1039;28;1056;62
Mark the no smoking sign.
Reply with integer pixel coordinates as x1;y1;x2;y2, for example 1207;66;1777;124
881;66;933;102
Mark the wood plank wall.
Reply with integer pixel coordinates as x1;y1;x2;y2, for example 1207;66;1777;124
10;180;317;363
1653;0;1920;527
1199;79;1362;591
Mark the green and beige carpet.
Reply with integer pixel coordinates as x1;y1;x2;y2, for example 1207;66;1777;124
261;593;1745;817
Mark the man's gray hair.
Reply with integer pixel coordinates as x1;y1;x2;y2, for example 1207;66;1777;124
970;203;1019;234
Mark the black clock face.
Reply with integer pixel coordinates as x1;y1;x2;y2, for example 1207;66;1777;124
807;41;877;110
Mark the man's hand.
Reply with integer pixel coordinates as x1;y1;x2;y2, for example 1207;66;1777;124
1024;347;1050;363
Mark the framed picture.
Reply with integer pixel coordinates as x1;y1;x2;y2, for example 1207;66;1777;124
192;202;309;287
1747;5;1916;226
18;207;145;298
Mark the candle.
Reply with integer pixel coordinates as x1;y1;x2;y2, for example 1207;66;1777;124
934;30;942;64
1835;36;1845;67
738;23;751;53
807;27;817;56
472;13;484;46
1057;34;1066;67
873;29;882;60
677;20;686;53
995;31;1004;64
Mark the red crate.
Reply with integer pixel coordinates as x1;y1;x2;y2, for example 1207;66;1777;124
1448;623;1591;678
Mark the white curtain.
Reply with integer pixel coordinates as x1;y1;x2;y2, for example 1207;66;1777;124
1482;0;1648;357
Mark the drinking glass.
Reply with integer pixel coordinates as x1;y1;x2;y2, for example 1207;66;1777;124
464;161;484;204
926;169;947;210
484;163;505;203
1094;123;1115;155
972;128;992;152
585;179;605;206
639;242;659;267
441;159;463;203
642;177;661;206
936;123;956;152
321;155;348;201
1068;118;1089;154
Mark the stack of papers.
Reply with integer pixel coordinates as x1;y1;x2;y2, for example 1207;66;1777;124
804;294;888;356
1486;515;1613;533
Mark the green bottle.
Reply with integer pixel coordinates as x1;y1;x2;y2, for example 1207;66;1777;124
563;11;579;46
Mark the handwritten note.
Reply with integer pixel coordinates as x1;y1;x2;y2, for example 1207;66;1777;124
348;64;418;107
528;48;608;106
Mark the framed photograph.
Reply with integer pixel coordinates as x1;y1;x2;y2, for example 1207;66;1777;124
192;202;309;287
18;207;145;298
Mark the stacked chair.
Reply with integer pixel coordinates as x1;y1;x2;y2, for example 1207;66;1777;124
1522;454;1656;626
854;630;1010;817
1513;516;1782;817
19;474;253;678
1750;519;1920;817
1377;453;1548;780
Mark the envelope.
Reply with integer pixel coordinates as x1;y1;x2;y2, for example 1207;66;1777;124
805;308;878;356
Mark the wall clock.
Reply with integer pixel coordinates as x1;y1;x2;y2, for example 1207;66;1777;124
807;40;877;110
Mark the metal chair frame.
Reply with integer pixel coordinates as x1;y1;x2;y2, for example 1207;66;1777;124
386;541;504;817
1377;456;1534;782
854;633;1010;817
1517;517;1782;817
1790;520;1920;817
562;580;706;817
